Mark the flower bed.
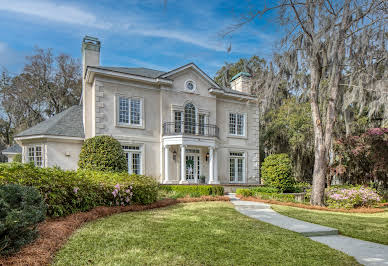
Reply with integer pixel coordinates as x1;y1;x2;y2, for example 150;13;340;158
0;163;158;217
0;196;229;265
326;186;381;209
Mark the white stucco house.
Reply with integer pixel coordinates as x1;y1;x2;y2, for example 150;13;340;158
12;36;260;185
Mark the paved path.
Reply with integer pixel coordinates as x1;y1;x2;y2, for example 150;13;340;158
228;194;388;266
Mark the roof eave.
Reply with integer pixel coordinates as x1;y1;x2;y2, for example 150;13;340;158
86;67;173;86
208;88;257;100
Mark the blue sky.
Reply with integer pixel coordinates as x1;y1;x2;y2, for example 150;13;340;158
0;0;280;77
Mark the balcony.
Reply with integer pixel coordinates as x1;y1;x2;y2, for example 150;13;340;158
163;122;219;138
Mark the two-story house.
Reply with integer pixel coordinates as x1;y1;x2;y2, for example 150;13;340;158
13;36;260;185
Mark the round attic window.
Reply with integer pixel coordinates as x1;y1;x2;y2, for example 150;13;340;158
185;80;196;91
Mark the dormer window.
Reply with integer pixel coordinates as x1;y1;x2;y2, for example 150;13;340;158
185;80;196;91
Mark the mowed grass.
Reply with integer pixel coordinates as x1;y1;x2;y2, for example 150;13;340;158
272;205;388;245
54;202;358;266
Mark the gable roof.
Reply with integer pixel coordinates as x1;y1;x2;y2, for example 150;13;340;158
15;105;84;139
90;66;166;79
2;144;22;154
160;63;220;89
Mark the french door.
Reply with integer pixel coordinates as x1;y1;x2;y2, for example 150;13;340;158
186;151;200;182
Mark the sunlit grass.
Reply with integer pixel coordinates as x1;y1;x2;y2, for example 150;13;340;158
272;204;388;245
54;202;358;266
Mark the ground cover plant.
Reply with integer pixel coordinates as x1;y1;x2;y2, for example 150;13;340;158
0;163;158;217
53;202;358;265
272;204;388;245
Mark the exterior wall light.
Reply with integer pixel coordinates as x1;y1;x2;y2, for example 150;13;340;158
173;150;177;161
206;152;209;162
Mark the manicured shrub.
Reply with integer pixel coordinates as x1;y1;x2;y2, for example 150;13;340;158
254;192;296;202
250;186;279;193
0;163;158;217
159;185;224;198
261;154;295;192
13;154;22;163
326;186;381;209
0;184;46;255
236;189;252;197
78;135;127;172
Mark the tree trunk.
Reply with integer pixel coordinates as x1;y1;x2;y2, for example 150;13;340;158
309;54;327;206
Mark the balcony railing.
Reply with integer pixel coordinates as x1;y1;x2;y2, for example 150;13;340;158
163;122;219;138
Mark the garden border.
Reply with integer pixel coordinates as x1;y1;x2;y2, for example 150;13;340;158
0;196;229;265
238;196;385;213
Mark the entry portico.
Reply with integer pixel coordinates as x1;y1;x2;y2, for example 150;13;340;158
162;135;219;184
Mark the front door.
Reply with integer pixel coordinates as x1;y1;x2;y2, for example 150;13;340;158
186;150;200;183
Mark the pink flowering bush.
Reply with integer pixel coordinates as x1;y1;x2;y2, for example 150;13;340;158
326;186;381;209
111;183;134;206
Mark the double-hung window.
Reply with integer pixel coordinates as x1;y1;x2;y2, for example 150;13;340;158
229;152;245;183
229;113;245;136
123;145;142;175
118;96;142;127
27;145;43;167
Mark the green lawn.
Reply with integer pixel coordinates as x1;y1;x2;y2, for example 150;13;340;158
54;202;358;265
272;205;388;245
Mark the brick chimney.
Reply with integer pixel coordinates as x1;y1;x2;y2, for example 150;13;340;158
230;72;252;94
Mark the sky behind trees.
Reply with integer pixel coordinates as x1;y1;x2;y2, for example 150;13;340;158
0;0;279;76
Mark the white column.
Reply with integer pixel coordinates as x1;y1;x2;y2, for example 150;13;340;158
212;148;219;184
208;147;214;184
163;145;171;184
179;145;188;184
209;147;220;184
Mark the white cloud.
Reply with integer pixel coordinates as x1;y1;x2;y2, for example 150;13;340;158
0;0;110;29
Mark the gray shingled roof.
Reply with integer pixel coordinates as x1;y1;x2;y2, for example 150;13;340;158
2;144;22;154
15;105;84;138
92;66;166;79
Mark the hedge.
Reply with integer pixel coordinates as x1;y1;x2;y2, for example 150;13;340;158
159;185;224;197
0;184;46;255
236;187;296;202
0;163;158;217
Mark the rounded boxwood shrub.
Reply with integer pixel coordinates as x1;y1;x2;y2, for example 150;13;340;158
0;184;46;255
78;135;127;172
261;153;294;192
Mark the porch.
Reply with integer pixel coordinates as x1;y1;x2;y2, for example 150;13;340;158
162;143;219;185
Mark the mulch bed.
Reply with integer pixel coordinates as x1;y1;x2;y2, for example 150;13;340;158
238;196;385;214
0;196;230;266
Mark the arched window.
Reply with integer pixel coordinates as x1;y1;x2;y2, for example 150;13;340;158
184;103;196;134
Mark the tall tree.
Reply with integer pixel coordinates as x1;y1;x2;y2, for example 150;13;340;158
225;0;387;205
214;56;266;88
0;47;82;142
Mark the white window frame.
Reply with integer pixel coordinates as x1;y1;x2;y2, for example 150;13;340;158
184;79;197;92
229;151;246;183
228;112;247;138
122;145;144;175
116;95;144;129
26;145;44;167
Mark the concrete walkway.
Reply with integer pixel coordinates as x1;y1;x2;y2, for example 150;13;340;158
228;194;388;266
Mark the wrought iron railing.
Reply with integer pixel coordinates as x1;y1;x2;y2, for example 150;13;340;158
163;122;219;138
